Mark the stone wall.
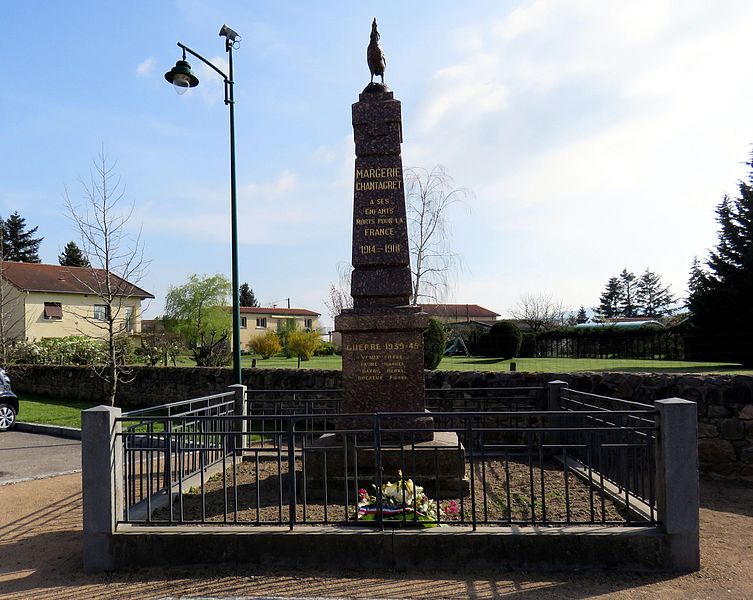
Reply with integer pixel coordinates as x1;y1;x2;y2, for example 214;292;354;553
11;365;753;479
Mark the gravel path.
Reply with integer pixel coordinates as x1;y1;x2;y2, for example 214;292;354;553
0;473;751;599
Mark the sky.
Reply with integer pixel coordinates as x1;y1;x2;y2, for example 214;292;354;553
2;0;753;329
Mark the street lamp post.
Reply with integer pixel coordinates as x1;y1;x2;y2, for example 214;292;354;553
165;24;243;384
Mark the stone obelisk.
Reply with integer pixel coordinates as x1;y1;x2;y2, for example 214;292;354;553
306;21;465;498
335;19;431;436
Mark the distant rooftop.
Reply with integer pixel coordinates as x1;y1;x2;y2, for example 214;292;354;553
1;261;154;298
239;306;320;317
419;304;500;320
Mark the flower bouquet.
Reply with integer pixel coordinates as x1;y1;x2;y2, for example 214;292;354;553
356;472;458;527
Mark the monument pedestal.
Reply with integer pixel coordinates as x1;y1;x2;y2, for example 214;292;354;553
337;306;432;440
303;431;468;500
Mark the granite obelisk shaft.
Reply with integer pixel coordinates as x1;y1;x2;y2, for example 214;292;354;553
335;88;430;426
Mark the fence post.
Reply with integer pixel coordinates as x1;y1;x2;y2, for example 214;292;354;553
81;405;122;572
547;380;567;411
654;398;700;571
229;384;247;456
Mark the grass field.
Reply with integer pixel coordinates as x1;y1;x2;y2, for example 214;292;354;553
162;353;752;374
17;393;101;428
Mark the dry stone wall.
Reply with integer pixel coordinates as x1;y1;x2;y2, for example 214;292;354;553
10;365;753;479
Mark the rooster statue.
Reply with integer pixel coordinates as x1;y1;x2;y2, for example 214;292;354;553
367;18;386;84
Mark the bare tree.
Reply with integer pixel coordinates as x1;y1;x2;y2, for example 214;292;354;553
509;293;567;333
405;165;471;305
64;149;148;405
0;230;28;368
323;263;353;321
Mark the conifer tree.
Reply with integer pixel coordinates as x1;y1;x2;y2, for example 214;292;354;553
576;305;588;324
239;282;259;307
689;152;753;365
636;269;675;317
618;268;638;317
598;277;623;319
58;241;91;267
1;211;42;262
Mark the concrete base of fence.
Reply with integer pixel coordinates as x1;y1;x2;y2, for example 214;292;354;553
105;525;670;572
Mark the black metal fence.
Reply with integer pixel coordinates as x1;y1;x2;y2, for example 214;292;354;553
118;387;657;529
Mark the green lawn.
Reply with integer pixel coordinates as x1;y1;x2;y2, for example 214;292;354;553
156;353;752;374
437;356;750;374
17;393;101;428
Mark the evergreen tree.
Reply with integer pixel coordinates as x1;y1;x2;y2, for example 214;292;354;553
598;277;623;318
689;152;753;365
636;268;675;317
1;211;42;262
576;305;588;324
239;282;259;307
58;241;91;267
618;268;638;317
686;256;704;307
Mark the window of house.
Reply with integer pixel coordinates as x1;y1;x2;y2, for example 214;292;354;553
124;307;134;333
240;317;247;328
256;317;267;329
94;304;110;321
304;319;312;329
43;302;63;320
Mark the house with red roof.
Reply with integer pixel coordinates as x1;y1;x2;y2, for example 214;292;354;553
419;304;501;325
0;261;153;342
238;306;321;347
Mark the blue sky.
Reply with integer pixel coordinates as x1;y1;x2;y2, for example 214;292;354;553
2;1;753;328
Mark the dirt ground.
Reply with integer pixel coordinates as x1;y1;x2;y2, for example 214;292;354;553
160;458;625;525
1;472;752;600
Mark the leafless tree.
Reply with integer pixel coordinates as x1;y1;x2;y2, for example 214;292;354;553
323;263;353;321
509;293;567;333
0;230;28;368
405;165;471;305
64;149;149;405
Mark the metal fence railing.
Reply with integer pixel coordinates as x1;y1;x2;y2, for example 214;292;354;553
117;394;657;529
121;391;237;516
559;388;655;514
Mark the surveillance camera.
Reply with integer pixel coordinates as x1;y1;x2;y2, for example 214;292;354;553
219;24;239;41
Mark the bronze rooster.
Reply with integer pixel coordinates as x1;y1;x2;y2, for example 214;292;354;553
367;18;386;84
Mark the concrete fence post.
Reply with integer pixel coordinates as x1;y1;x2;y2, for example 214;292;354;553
229;384;248;455
654;398;700;571
547;380;567;411
81;405;122;572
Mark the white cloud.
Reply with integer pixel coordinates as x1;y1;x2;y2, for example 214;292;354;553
404;0;753;312
136;57;155;77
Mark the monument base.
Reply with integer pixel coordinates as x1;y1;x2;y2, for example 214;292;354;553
303;431;469;500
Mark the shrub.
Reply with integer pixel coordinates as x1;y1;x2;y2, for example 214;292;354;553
194;338;231;367
249;331;282;359
10;336;106;365
423;317;447;370
487;321;522;358
314;341;338;356
114;334;135;365
518;333;537;358
286;329;321;362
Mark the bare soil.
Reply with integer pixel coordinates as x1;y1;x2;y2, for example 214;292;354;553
157;458;625;525
1;472;752;599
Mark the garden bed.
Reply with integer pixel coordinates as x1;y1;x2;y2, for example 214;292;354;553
155;455;627;526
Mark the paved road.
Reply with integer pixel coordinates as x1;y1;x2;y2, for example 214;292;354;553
0;430;81;485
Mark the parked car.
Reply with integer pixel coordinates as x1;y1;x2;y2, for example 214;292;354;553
0;368;18;431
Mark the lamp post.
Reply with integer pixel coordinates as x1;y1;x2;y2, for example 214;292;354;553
165;24;242;384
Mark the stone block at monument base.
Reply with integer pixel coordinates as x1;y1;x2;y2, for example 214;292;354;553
303;430;469;500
